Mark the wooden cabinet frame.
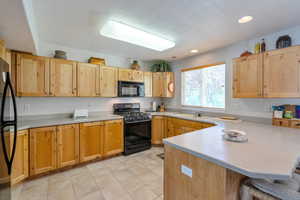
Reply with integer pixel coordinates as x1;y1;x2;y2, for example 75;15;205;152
29;127;57;176
103;120;124;156
57;124;80;168
50;59;77;96
79;121;104;162
233;54;263;98
16;54;50;96
233;46;300;98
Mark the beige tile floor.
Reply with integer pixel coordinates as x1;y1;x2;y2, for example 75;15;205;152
12;147;164;200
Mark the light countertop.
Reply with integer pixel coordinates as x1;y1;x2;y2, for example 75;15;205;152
152;112;300;180
17;114;123;131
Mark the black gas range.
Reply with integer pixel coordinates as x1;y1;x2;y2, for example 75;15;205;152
113;103;151;155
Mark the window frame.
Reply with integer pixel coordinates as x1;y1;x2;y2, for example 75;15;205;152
180;62;226;110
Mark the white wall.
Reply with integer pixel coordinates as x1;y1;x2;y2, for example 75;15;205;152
164;25;300;118
17;41;160;116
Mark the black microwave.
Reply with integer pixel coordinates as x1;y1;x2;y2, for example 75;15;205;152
118;81;145;97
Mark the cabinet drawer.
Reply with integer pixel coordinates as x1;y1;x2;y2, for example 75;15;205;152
291;120;300;129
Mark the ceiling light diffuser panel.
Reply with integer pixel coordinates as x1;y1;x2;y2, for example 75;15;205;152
100;20;175;51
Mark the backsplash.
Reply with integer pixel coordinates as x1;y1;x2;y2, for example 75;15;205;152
17;97;161;116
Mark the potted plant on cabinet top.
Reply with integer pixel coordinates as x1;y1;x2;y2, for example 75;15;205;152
151;60;171;72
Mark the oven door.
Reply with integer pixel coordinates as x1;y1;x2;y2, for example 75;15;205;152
118;81;145;97
124;120;151;146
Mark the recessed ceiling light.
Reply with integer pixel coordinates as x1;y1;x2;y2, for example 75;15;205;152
238;16;253;24
100;20;175;51
190;49;199;53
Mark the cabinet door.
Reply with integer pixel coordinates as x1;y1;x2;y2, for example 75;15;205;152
103;120;124;156
0;132;10;184
118;68;131;81
11;130;29;185
79;122;104;162
16;54;50;96
57;124;79;168
233;54;263;98
264;46;300;98
144;72;152;97
0;40;5;60
151;116;166;144
77;63;100;97
50;59;77;96
100;66;118;97
132;70;144;82
30;127;57;176
153;72;163;97
166;118;175;138
162;72;174;98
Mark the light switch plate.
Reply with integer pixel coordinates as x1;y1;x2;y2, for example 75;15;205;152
181;165;192;178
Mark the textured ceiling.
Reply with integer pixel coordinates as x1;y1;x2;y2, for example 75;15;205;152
6;0;300;61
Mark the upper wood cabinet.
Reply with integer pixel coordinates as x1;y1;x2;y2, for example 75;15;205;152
263;46;300;98
103;120;124;156
118;68;143;82
233;54;263;98
79;121;104;162
77;63;100;97
153;72;174;98
162;72;175;98
29;126;57;176
153;72;163;97
144;72;152;97
233;46;300;98
57;124;79;168
0;40;5;60
100;66;118;97
11;130;29;185
50;59;77;96
16;54;50;96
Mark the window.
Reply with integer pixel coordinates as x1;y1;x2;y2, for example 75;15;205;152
181;63;225;109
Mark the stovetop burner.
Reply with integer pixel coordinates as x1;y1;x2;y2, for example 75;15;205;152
117;111;150;123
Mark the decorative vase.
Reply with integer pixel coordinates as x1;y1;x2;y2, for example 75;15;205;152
131;60;140;70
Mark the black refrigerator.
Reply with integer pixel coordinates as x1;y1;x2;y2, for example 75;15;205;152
0;58;17;200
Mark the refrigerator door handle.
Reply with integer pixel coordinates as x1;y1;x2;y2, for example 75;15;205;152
0;72;17;175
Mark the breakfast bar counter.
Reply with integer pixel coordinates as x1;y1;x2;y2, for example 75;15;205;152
160;113;300;200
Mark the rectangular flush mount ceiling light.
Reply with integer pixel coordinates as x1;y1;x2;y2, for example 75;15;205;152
100;20;175;51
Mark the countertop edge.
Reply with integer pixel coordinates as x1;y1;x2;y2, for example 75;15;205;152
163;139;294;180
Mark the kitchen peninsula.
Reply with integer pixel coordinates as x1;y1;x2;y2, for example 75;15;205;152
160;114;300;200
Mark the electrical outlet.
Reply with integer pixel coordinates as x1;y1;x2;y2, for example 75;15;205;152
181;165;192;178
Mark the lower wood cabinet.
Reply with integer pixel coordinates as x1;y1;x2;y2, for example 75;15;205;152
11;130;29;185
152;116;214;144
29;127;57;176
151;116;167;144
0;130;29;185
20;119;124;180
57;124;79;168
103;120;124;156
79;121;104;162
